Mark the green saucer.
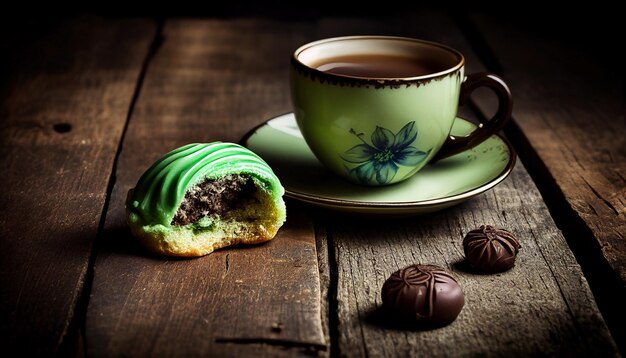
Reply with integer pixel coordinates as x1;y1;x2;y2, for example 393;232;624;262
242;113;515;215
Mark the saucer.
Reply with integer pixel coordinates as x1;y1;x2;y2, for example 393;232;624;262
242;113;515;215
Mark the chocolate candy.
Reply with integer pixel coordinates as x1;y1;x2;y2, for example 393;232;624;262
463;225;521;272
381;264;464;327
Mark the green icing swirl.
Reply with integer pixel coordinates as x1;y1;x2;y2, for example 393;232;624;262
126;142;284;226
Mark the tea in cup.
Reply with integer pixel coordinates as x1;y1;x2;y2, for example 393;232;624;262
290;36;512;186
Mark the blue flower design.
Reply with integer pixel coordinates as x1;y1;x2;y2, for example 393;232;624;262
341;121;431;185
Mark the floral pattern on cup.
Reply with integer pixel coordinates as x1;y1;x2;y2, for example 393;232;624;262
341;121;432;185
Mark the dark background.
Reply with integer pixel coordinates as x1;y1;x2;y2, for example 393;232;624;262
1;2;620;63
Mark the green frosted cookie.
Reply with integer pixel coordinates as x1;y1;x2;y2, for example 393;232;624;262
126;142;286;257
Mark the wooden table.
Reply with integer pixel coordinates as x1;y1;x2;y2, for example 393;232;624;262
1;11;623;357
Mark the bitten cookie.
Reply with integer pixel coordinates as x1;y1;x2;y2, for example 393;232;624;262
126;142;286;257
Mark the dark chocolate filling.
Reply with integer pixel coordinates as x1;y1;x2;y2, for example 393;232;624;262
171;174;258;226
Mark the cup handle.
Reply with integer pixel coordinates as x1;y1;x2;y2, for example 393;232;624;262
432;72;513;161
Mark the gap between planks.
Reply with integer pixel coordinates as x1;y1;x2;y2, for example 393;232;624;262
71;18;166;356
453;12;626;354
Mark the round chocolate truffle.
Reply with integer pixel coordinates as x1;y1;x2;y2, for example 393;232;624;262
381;264;464;327
463;225;521;272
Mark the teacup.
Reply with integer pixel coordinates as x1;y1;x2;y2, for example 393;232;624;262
290;36;512;186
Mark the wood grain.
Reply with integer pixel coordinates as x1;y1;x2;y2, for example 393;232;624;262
314;13;618;356
328;164;617;356
466;13;626;352
468;13;625;282
0;17;155;355
85;19;327;356
4;12;618;357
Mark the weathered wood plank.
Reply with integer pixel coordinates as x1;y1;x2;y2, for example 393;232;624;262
468;14;625;281
0;17;155;355
467;13;626;352
329;164;617;356
85;19;326;356
316;13;617;356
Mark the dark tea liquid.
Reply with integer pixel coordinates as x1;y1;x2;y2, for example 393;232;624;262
312;54;445;78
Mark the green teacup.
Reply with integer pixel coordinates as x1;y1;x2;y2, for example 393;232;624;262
290;36;512;186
